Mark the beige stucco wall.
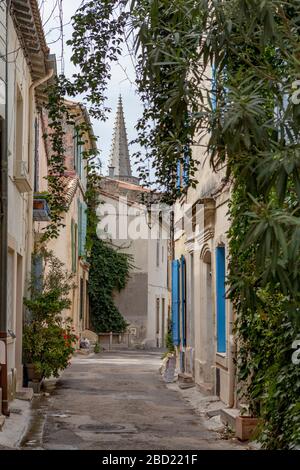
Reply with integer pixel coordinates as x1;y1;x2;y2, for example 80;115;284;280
5;14;40;397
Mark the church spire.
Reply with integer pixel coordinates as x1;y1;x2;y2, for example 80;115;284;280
108;95;133;179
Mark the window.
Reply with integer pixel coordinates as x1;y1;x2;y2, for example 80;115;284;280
78;200;87;257
71;219;78;273
216;246;226;353
74;129;83;178
172;260;180;346
181;256;186;347
176;160;182;189
176;151;189;190
211;64;217;111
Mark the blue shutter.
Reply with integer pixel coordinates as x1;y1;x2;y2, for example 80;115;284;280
78;201;87;257
216;246;226;353
172;260;180;346
32;254;43;293
181;256;186;346
183;150;189;188
176;160;181;189
212;64;217;111
71;219;77;273
78;144;83;179
78;199;82;256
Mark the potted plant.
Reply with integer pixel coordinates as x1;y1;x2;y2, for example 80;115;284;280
33;192;51;221
23;318;78;381
235;405;259;441
23;321;46;382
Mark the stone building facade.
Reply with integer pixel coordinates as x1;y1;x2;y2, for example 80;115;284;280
35;99;96;335
98;97;169;348
0;0;54;414
172;73;236;406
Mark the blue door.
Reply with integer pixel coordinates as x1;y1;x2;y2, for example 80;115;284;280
216;246;226;353
181;256;186;347
172;260;180;346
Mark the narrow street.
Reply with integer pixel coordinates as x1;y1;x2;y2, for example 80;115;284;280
20;351;243;451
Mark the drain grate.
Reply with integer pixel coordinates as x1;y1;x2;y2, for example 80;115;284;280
78;423;136;434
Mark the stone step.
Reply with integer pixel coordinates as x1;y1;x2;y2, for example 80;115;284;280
16;387;34;402
196;382;214;396
220;407;240;431
178;373;194;384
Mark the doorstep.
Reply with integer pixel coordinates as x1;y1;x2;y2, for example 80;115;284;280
178;373;195;390
178;372;194;384
0;399;31;448
16;387;34;402
220;407;240;431
196;382;214;396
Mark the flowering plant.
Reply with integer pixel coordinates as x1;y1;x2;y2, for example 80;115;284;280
23;249;78;379
23;317;78;378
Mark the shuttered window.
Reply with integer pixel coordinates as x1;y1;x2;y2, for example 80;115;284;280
78;200;88;257
71;219;77;273
211;64;217;111
176;160;181;189
172;259;180;346
216;246;226;353
74;129;83;178
181;256;186;347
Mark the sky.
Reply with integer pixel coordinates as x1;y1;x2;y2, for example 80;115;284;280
39;0;143;176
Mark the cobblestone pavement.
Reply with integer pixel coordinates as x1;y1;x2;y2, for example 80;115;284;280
20;350;245;450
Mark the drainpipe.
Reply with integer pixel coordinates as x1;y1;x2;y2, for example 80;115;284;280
0;0;10;417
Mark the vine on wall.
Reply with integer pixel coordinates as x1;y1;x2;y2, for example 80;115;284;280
42;77;99;245
88;237;133;333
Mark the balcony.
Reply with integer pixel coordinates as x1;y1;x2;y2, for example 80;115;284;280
33;194;51;222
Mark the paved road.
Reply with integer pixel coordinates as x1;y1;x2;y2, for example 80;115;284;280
21;351;243;450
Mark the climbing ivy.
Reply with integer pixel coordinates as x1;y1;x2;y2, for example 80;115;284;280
88;237;133;333
42;77;69;241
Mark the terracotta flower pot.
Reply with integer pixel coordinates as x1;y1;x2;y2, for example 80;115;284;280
25;364;44;383
33;200;45;210
236;415;259;441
